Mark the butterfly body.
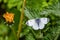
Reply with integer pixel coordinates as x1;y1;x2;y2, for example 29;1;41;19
26;18;49;30
35;19;40;27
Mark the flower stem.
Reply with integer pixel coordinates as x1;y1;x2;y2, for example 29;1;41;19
17;0;26;40
10;27;17;40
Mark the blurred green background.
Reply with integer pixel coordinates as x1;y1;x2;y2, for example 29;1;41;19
0;0;60;40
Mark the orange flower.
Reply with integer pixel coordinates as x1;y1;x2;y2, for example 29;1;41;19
3;12;14;23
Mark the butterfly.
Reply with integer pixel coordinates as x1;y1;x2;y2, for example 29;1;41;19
26;18;49;30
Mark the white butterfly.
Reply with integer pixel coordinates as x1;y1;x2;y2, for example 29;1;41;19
26;18;49;30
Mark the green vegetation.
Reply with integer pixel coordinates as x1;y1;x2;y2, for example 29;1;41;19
0;0;60;40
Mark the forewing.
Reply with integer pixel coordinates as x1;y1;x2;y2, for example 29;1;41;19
40;18;49;24
26;19;39;30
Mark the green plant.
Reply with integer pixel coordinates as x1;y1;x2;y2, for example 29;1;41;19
0;0;60;40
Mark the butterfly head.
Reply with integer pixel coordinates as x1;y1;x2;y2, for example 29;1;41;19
26;19;35;26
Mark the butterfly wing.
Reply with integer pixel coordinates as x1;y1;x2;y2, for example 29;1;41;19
26;18;49;30
39;23;45;29
39;18;49;29
40;18;49;24
26;19;39;30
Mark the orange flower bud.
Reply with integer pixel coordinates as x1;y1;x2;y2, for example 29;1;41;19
3;12;14;23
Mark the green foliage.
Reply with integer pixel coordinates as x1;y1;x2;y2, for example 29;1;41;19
3;0;23;11
24;1;60;40
0;23;8;36
26;0;58;10
25;33;35;40
0;0;60;40
0;0;2;2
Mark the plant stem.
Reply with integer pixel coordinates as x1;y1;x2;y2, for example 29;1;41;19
10;27;17;40
54;34;59;40
17;0;26;40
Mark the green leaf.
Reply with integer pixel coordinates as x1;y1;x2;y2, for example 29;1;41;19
8;33;16;40
20;26;30;37
7;0;20;9
17;1;22;11
0;37;3;40
3;0;8;3
25;33;35;40
0;0;2;2
0;23;8;35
